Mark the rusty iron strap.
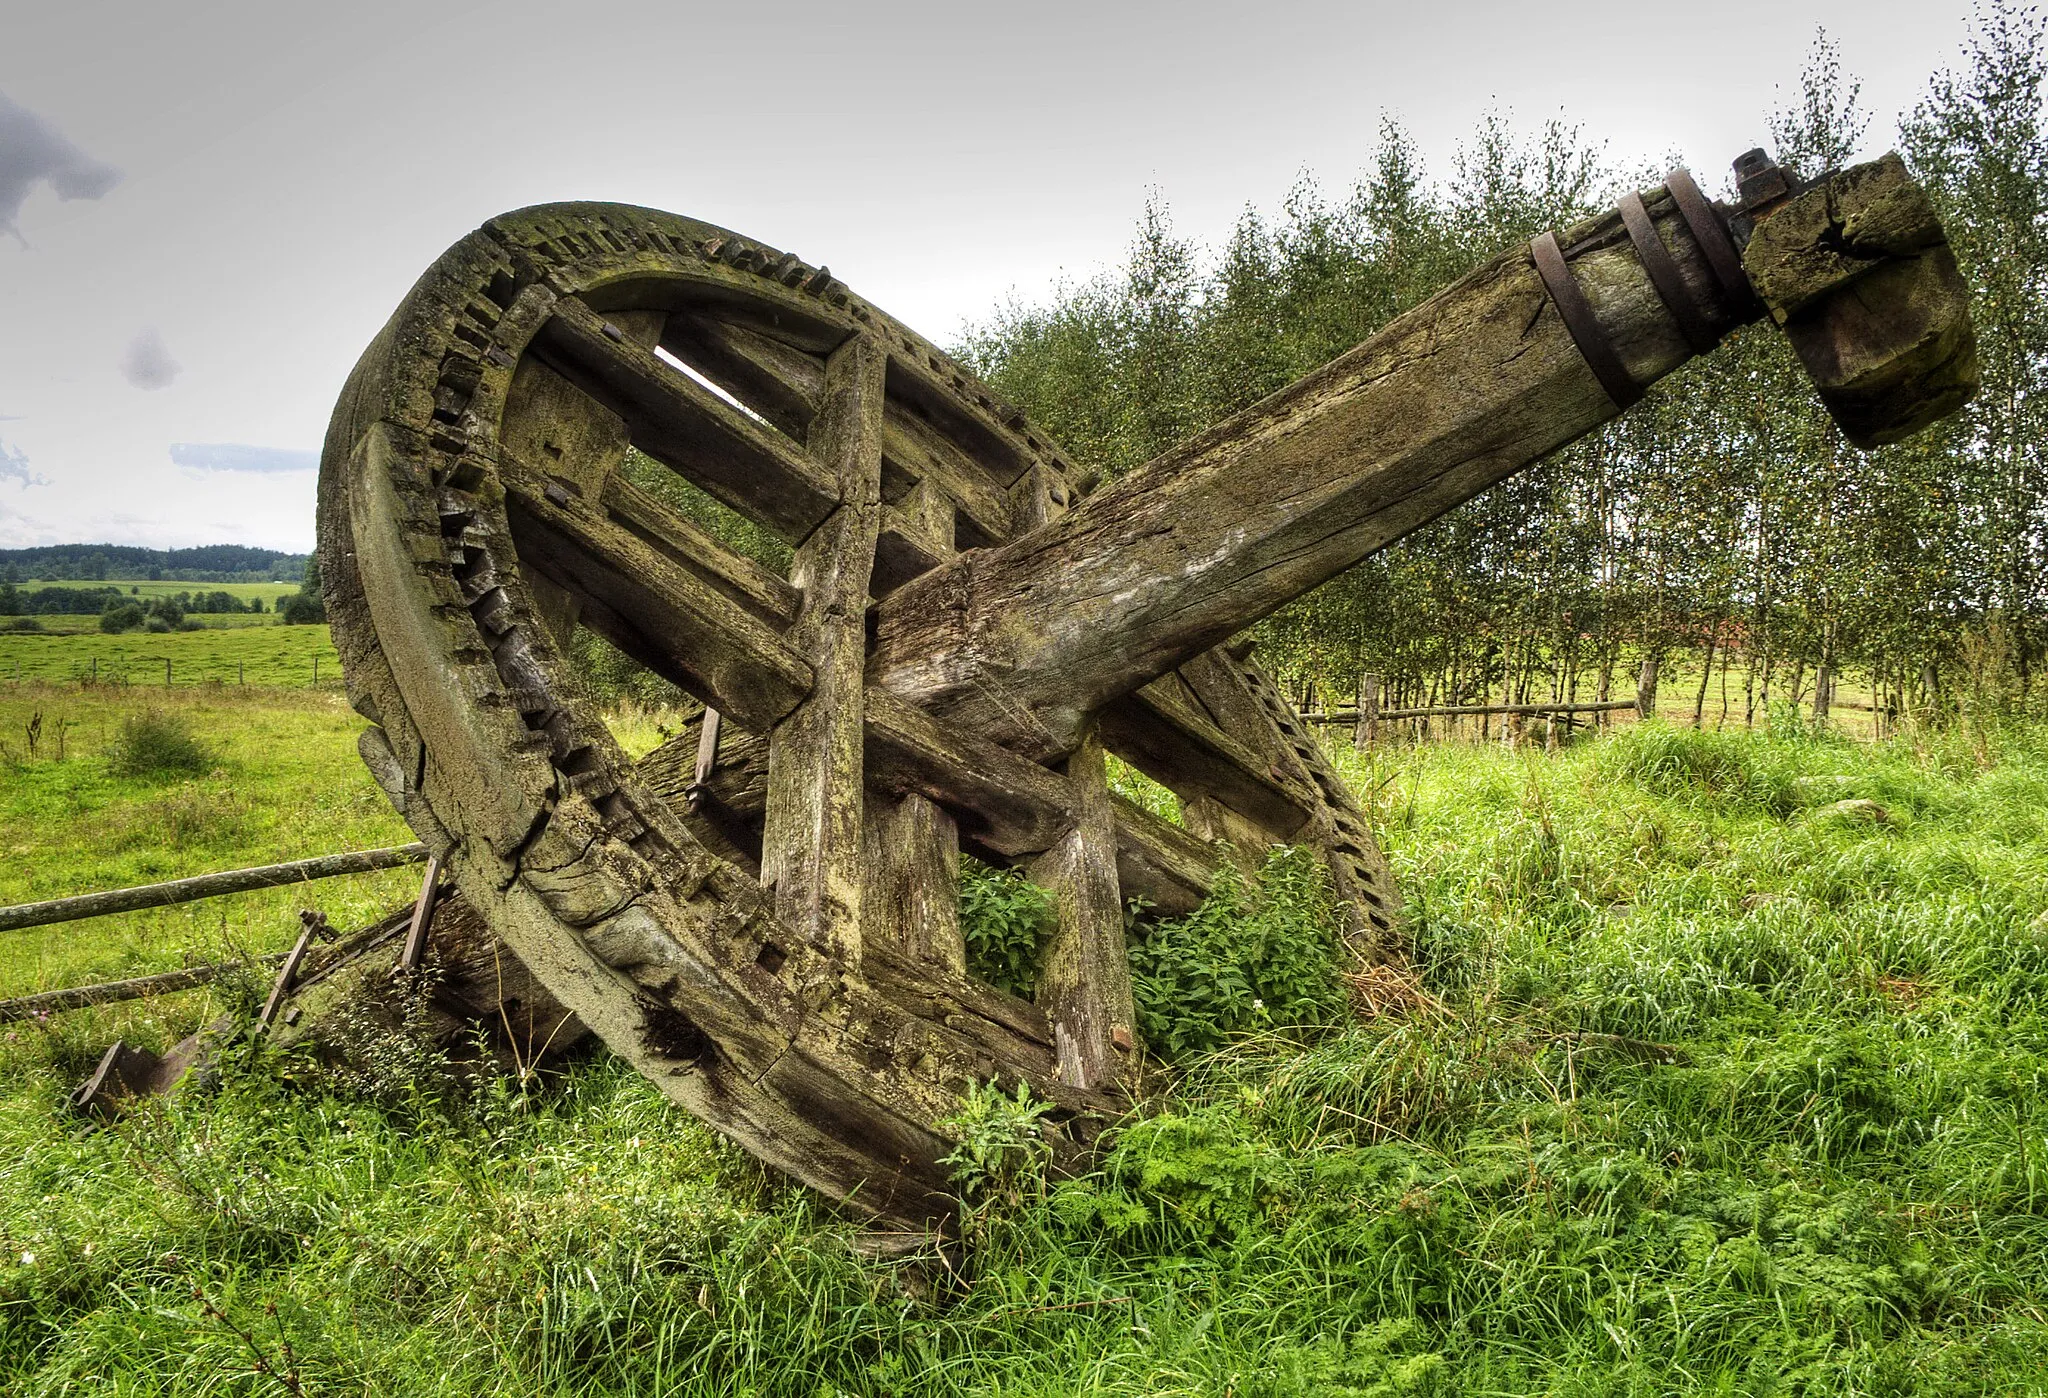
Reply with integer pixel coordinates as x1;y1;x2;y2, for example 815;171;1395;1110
1530;229;1641;410
1619;190;1721;354
1665;168;1756;313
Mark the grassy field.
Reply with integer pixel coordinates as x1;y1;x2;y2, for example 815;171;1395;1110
4;680;2048;1393
0;624;338;686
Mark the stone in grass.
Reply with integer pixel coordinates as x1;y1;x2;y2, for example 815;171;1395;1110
1823;797;1890;825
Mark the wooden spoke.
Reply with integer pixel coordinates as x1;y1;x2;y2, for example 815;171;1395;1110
760;334;887;962
533;297;839;541
600;473;799;627
638;692;1218;916
1028;732;1140;1090
660;311;825;440
499;451;813;729
1099;679;1312;839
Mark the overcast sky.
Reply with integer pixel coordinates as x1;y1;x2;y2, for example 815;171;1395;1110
0;0;1989;553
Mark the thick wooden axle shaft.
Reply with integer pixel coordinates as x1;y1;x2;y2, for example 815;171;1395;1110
868;188;1750;760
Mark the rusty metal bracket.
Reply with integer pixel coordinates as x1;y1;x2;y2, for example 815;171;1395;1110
1531;229;1641;410
1620;190;1721;355
1665;168;1756;315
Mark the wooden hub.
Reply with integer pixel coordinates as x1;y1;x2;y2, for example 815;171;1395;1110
319;202;1400;1230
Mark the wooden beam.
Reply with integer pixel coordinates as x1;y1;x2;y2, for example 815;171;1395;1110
1099;681;1311;839
533;297;838;541
637;691;1221;917
867;186;1765;761
500;452;814;730
1028;732;1140;1090
760;333;886;962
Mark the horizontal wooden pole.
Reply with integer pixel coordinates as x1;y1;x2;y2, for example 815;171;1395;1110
0;954;291;1023
1303;699;1641;722
0;844;429;934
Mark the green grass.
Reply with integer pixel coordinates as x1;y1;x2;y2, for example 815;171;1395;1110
0;683;415;1003
0;624;339;686
7;699;2048;1393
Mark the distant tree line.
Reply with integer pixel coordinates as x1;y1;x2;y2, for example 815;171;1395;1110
0;544;308;584
959;10;2048;726
0;584;267;617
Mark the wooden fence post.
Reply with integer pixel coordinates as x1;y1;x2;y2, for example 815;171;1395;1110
1352;672;1380;752
1635;656;1660;723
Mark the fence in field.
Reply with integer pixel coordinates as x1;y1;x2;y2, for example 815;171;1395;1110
0;844;436;1024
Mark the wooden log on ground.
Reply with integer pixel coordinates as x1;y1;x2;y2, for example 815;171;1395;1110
0;845;428;934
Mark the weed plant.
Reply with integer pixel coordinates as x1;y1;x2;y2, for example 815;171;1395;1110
5;717;2048;1391
106;711;212;779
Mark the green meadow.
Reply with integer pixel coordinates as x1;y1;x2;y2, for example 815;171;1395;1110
3;666;2048;1393
0;624;338;687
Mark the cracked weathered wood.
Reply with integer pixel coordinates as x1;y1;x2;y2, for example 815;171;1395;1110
317;155;1974;1227
1028;731;1140;1089
762;334;886;961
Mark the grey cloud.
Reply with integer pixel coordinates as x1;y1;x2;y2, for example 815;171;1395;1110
0;91;120;242
169;443;317;473
121;329;180;389
0;438;45;489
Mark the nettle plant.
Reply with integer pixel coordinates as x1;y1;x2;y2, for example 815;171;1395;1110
960;847;1353;1065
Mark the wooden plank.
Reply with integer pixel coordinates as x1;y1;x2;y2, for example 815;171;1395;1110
1098;681;1311;839
0;844;428;934
500;452;814;729
879;399;1018;545
760;333;886;961
533;297;838;541
1027;732;1140;1090
602;472;800;626
0;955;288;1023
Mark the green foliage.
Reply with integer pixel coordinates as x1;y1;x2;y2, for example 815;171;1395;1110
277;558;326;624
10;711;2048;1390
106;710;213;778
959;858;1052;996
937;1078;1055;1212
1127;847;1352;1060
95;601;142;633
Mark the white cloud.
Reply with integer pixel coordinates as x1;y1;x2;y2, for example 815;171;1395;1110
120;329;180;390
0;91;119;243
169;442;318;473
0;438;44;489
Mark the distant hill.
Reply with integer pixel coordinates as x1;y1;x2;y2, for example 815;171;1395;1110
0;544;308;584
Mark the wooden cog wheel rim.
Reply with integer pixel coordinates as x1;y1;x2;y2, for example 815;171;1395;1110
319;202;1401;1230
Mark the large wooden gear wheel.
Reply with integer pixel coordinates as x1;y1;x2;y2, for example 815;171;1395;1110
320;202;1402;1231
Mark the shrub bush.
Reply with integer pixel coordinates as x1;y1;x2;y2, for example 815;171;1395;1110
1127;846;1351;1060
107;710;213;778
960;859;1054;996
98;600;144;633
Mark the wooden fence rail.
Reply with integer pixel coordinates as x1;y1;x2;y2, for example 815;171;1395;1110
0;844;428;934
1303;698;1642;724
0;955;291;1023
